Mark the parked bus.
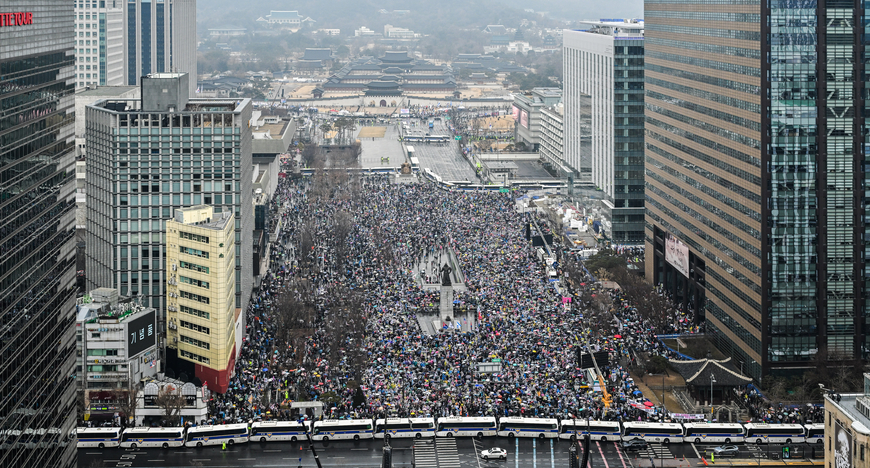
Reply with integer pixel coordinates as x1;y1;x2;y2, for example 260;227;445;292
497;417;559;439
805;423;824;444
251;421;310;442
119;427;186;449
185;424;249;448
621;422;684;444
435;416;498;438
424;135;449;143
311;419;374;441
76;427;122;448
743;423;805;444
559;420;621;442
683;423;745;444
374;417;436;439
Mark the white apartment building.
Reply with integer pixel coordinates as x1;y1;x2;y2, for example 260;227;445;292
74;0;125;89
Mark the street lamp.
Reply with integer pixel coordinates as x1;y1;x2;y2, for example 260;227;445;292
710;373;716;417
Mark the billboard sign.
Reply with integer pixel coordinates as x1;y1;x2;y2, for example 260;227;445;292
665;234;690;278
835;422;852;468
512;105;520;121
520;110;529;128
127;310;157;358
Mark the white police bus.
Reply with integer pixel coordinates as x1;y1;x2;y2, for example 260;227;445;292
76;427;122;448
805;423;824;444
119;427;186;448
743;423;805;444
374;418;436;439
497;417;559;439
185;424;249;448
251;421;310;442
683;423;745;444
311;419;374;441
435;416;498;438
621;422;684;444
559;420;621;442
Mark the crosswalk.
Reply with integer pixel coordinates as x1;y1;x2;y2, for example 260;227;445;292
413;438;461;468
637;443;675;459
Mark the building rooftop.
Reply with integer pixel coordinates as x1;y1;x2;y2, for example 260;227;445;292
77;85;138;97
174;206;233;230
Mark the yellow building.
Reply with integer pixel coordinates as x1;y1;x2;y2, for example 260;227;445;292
824;373;870;468
165;206;237;393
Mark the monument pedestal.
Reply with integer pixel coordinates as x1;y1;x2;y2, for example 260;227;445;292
439;285;454;331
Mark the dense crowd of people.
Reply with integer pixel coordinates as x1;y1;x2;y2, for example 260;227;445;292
206;174;812;427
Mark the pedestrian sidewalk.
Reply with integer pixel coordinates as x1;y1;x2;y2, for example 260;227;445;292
629;458;823;468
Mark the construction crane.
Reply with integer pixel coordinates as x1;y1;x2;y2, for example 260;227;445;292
577;336;611;408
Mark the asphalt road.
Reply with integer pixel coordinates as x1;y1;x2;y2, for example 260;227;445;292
78;438;824;468
404;119;478;182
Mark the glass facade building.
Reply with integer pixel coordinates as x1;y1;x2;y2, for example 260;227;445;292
645;0;867;379
0;2;79;467
563;22;646;244
85;73;252;357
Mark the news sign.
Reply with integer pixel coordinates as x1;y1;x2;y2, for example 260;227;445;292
127;310;157;358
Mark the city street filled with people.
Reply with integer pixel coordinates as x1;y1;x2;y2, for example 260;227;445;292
207;174;810;428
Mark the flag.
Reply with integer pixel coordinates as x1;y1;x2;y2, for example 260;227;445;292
150;359;155;368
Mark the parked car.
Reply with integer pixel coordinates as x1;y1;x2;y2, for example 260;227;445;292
481;447;507;460
712;445;740;457
621;438;648;452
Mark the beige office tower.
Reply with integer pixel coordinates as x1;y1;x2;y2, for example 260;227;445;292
165;205;237;393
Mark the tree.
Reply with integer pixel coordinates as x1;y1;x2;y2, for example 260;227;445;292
110;383;140;427
155;384;186;426
300;144;319;168
336;45;350;59
584;249;625;272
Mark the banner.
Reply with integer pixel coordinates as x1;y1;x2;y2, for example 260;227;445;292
520;110;529;129
512;105;520;121
670;413;706;420
835;421;853;468
665;234;690;278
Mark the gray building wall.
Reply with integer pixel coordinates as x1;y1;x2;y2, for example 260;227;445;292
124;0;197;95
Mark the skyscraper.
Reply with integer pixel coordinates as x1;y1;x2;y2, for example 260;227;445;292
85;73;252;351
0;2;78;467
74;0;125;89
564;21;646;244
125;0;197;95
645;0;864;379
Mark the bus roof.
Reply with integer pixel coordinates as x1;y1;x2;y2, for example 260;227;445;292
76;427;121;433
315;419;371;425
121;427;185;433
561;419;619;426
438;416;495;422
683;422;743;427
499;417;558;423
622;422;683;428
189;423;248;432
743;423;804;429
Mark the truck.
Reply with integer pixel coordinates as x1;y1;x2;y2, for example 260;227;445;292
428;120;434;129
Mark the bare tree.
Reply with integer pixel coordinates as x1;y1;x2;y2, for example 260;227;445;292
300;144;319;168
332;210;353;266
155;384;186;426
110;383;140;427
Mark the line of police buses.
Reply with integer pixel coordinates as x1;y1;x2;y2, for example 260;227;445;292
72;417;826;450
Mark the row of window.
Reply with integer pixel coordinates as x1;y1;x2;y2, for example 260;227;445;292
180;231;210;244
180;335;210;350
180;349;210;364
180;275;209;289
181;320;210;335
180;290;209;304
180;261;209;274
181;305;210;320
180;246;209;258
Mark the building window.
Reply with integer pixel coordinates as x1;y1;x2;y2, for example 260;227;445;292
180;261;209;274
180;349;210;364
180;290;209;304
180;320;210;335
180;275;209;289
180;335;210;350
180;305;210;319
180;231;210;244
179;246;209;258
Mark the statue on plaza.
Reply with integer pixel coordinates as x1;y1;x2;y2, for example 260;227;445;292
441;263;453;286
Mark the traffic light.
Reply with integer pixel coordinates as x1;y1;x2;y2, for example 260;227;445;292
782;446;790;459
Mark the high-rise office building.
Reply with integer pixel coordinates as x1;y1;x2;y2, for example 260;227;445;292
645;0;866;380
0;2;78;467
74;0;124;89
85;73;252;347
166;206;239;393
125;0;197;95
564;21;645;244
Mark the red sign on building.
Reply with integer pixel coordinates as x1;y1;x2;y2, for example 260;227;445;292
0;12;33;27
